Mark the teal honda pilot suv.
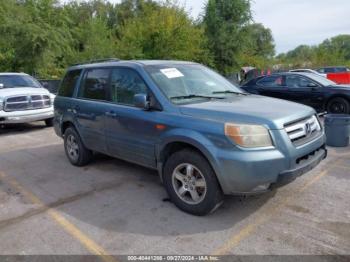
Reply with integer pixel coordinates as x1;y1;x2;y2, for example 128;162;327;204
54;59;327;215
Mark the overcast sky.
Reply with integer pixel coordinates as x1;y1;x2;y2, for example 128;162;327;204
67;0;350;54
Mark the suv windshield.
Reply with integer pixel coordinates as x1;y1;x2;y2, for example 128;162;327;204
146;64;245;104
0;75;42;89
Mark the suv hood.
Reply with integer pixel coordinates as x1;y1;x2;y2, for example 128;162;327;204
0;87;50;99
179;95;315;130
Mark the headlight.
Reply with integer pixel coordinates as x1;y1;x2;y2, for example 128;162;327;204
225;123;273;148
0;100;3;111
49;94;56;105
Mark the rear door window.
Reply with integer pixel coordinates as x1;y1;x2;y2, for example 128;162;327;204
257;76;284;87
58;69;82;97
78;68;111;101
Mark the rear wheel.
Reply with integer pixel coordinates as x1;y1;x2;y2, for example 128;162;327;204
327;97;350;114
163;149;223;216
64;127;92;166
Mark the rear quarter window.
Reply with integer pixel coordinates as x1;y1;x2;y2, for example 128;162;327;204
58;69;82;97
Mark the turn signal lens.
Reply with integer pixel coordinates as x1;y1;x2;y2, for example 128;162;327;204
225;123;273;148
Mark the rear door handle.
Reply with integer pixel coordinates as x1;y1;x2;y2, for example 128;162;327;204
105;111;118;118
78;112;96;120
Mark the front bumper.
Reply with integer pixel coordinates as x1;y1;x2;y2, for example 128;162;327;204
0;107;54;124
210;130;327;195
272;146;327;188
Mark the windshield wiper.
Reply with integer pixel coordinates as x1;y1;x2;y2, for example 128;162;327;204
212;90;248;95
170;94;224;100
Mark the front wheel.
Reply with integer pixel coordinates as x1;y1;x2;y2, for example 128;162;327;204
163;149;223;216
327;97;350;114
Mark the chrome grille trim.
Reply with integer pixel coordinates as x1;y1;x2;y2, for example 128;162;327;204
4;95;51;112
285;115;321;145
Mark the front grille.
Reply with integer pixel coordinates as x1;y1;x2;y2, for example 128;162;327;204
4;95;51;112
285;115;322;146
6;96;28;103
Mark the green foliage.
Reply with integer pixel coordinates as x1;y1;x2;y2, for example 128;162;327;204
237;23;275;69
203;0;252;74
276;35;350;69
115;1;212;64
0;0;74;78
1;0;347;79
0;0;213;78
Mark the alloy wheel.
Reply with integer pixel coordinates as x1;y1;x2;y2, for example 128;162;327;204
330;101;346;113
171;163;207;205
66;134;79;161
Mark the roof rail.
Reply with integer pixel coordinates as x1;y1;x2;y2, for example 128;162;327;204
71;58;120;66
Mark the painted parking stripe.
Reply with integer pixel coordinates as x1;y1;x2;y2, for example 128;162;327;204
0;171;117;262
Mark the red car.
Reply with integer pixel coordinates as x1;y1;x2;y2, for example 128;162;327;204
317;66;350;84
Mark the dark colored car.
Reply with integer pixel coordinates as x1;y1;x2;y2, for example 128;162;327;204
316;66;350;74
54;60;326;215
241;72;350;114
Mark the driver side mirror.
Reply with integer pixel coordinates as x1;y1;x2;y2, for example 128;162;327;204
0;83;3;89
134;94;150;110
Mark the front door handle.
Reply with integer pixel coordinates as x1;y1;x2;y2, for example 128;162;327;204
105;111;118;118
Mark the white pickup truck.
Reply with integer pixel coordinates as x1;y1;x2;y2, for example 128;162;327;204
0;73;55;126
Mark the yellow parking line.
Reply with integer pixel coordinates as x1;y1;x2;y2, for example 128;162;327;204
213;159;340;255
0;171;117;262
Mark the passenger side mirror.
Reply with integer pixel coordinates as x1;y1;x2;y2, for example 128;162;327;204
134;94;150;110
0;83;3;89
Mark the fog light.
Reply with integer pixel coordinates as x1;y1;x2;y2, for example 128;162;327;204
252;183;270;192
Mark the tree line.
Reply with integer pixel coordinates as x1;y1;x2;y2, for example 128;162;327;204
276;35;350;70
0;0;275;78
0;0;348;79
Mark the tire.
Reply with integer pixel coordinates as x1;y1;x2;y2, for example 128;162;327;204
45;118;54;127
64;127;92;166
163;149;223;216
327;97;350;114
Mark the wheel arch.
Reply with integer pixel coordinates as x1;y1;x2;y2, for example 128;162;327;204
325;94;350;111
61;121;75;135
60;120;86;145
156;135;222;189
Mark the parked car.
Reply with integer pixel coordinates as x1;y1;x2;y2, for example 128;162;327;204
54;60;326;215
241;72;350;114
0;73;55;126
316;66;350;85
289;69;326;77
316;66;350;74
